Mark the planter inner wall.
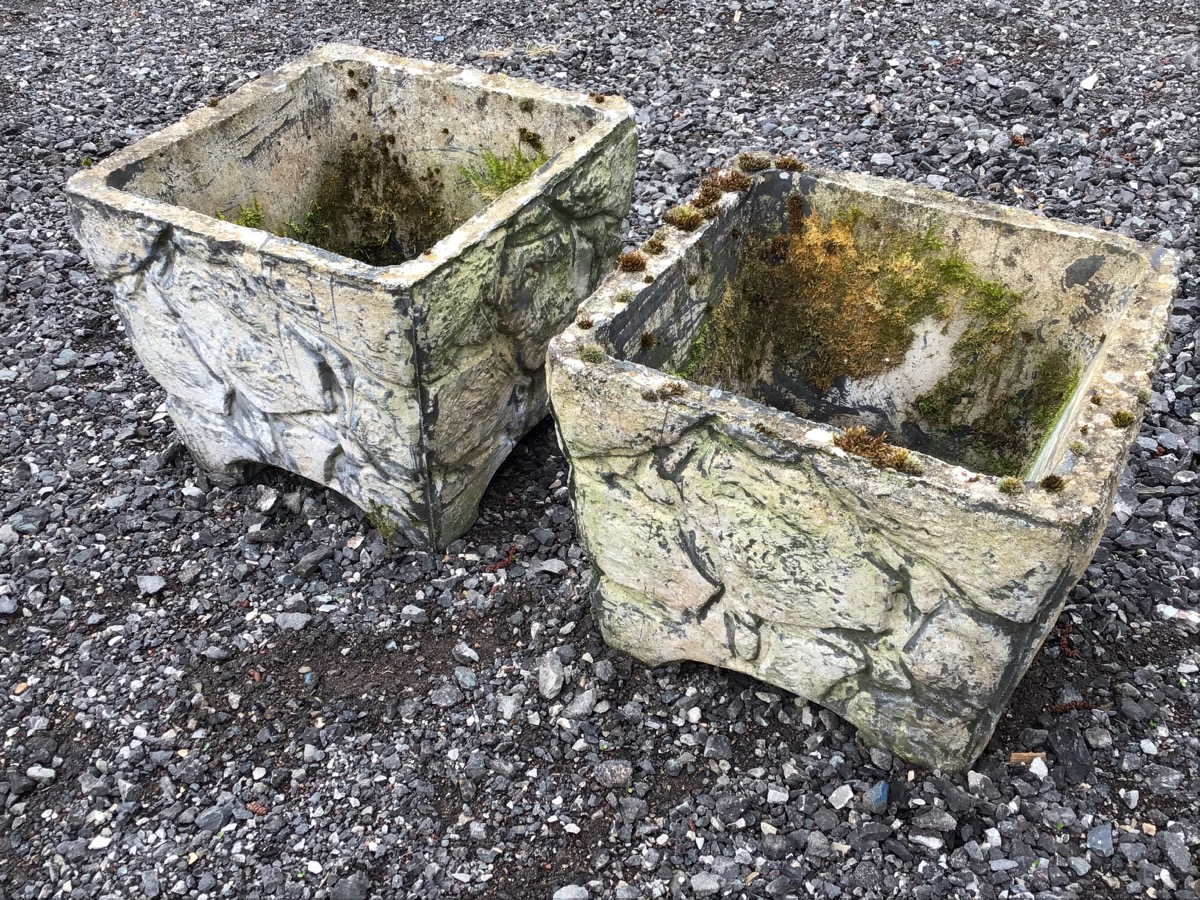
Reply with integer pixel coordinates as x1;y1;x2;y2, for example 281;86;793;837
611;172;1153;478
108;61;599;266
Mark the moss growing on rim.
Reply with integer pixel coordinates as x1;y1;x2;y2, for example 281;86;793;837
617;250;648;272
998;476;1024;495
737;152;773;172
664;205;704;232
834;426;924;476
1040;474;1067;493
643;231;667;255
1110;410;1137;428
577;343;606;364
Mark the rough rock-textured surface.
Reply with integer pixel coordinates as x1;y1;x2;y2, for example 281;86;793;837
548;163;1177;770
65;44;637;548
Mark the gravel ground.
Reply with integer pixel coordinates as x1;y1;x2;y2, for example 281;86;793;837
2;1;1199;898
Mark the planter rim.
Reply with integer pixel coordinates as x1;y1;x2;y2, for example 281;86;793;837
65;42;635;288
549;163;1180;529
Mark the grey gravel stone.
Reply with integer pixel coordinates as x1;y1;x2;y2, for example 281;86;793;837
331;872;370;900
539;650;565;699
1087;822;1114;857
595;759;634;789
561;688;596;719
430;684;464;707
275;612;312;631
195;805;231;833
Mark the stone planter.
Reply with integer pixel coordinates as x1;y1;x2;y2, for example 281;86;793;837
547;162;1178;770
66;44;636;548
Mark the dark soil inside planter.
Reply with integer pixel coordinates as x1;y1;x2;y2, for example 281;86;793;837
675;199;1080;477
277;137;459;266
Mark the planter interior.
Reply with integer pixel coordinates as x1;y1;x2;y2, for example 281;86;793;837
548;162;1178;769
67;44;637;548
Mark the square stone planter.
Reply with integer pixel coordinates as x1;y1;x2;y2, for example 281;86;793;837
547;161;1178;770
66;44;636;548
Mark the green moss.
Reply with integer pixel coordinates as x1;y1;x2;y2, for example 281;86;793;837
518;97;535;114
577;343;605;364
458;135;548;201
1069;440;1089;457
834;426;923;476
277;140;455;266
235;197;264;229
681;207;974;396
998;476;1024;495
663;205;704;232
617;250;647;272
1040;474;1066;493
737;152;773;172
1110;410;1137;428
643;231;667;255
366;500;400;549
678;198;1080;478
916;345;1079;477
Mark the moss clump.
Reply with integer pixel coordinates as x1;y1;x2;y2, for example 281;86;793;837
1040;474;1067;493
640;331;658;352
458;134;548;201
998;476;1024;495
577;344;605;364
366;500;400;550
776;155;805;172
679;199;1079;478
576;317;594;330
618;250;648;272
518;97;536;114
614;289;634;304
682;207;967;395
643;232;667;255
234;197;264;229
916;345;1079;477
693;179;724;209
1137;386;1151;404
834;426;923;476
1069;440;1089;457
643;381;687;403
738;152;773;172
278;140;456;266
712;170;751;192
1110;410;1137;428
664;205;704;232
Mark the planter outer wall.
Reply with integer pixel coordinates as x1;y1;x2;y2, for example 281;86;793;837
66;44;637;548
547;167;1178;770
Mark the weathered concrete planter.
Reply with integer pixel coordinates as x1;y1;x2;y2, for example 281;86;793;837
66;44;636;547
548;163;1178;770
